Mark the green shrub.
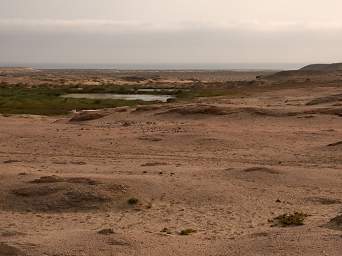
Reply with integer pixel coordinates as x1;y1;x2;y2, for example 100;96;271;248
127;197;139;205
270;212;309;227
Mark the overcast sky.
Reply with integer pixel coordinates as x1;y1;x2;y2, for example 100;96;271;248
1;0;342;67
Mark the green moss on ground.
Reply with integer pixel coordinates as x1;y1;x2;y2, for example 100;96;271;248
0;87;152;116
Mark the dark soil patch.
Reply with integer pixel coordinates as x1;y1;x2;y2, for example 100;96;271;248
138;136;162;142
323;215;342;231
243;167;280;175
306;94;342;106
158;104;301;117
30;175;98;185
3;160;21;164
12;186;62;197
327;141;342;147
5;178;128;212
70;111;106;122
306;107;342;117
98;228;115;235
305;197;341;205
134;105;164;112
141;162;167;167
0;243;23;256
1;230;26;237
30;175;64;183
159;104;229;116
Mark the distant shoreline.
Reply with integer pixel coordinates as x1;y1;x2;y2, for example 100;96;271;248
0;62;306;71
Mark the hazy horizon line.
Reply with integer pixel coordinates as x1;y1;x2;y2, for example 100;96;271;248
0;62;311;71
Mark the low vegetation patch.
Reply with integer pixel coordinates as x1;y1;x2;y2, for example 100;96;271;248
98;228;115;235
270;212;309;227
0;84;253;116
0;87;152;115
127;197;139;205
179;229;197;236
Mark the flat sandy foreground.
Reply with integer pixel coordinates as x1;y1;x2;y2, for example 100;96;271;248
0;84;342;256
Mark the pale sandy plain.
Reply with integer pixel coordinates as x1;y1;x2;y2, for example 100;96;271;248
0;69;342;256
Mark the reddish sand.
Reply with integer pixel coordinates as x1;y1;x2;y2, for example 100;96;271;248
0;77;342;255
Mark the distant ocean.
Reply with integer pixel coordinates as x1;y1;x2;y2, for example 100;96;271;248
0;63;307;71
